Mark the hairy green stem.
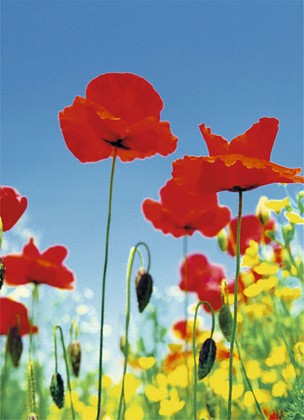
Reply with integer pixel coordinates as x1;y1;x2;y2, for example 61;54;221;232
96;153;117;420
192;300;215;420
54;326;75;420
117;242;151;420
227;190;243;419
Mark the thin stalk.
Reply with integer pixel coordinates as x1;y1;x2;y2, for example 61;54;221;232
96;153;117;420
54;326;75;420
117;242;151;420
192;300;215;420
235;339;266;419
227;190;243;419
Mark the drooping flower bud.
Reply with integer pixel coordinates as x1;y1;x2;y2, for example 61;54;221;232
198;337;217;380
218;304;233;342
68;341;81;377
50;373;64;409
135;268;153;313
7;326;23;367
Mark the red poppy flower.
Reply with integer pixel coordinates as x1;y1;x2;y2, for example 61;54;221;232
0;186;27;231
0;297;38;336
3;238;75;290
59;73;178;163
172;118;304;194
142;179;230;238
226;215;275;256
172;320;200;341
179;254;226;311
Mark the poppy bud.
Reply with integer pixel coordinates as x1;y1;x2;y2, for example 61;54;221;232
68;341;81;377
217;229;228;252
7;326;23;367
218;304;233;342
50;373;64;409
198;338;217;380
282;224;295;245
0;257;5;290
135;268;153;313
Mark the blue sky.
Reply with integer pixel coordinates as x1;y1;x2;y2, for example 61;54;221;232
1;1;303;369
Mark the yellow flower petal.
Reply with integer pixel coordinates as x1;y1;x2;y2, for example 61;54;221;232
138;356;156;370
254;262;278;276
265;197;290;214
285;211;304;224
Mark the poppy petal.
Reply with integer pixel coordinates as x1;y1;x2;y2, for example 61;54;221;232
0;298;38;336
59;97;116;163
117;118;178;162
0;187;27;232
86;73;163;124
42;246;68;264
229;117;279;160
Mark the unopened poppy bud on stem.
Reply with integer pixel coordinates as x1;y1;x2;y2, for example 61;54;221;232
50;373;65;409
135;268;153;313
7;326;23;367
198;337;217;380
68;341;81;377
219;304;233;342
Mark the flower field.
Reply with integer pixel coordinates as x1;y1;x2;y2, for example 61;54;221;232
1;73;303;420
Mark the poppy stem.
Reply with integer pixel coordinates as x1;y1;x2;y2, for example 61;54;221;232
192;300;215;420
54;325;75;420
117;242;151;420
96;153;117;420
182;234;192;401
227;190;243;419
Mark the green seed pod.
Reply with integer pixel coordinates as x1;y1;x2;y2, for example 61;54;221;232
50;373;64;409
68;341;81;377
198;338;217;380
218;304;233;342
7;326;23;367
135;268;153;313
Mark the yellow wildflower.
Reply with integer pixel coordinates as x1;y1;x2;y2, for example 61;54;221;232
275;287;301;302
167;365;188;388
254;262;278;276
243;389;271;407
245;360;261;380
261;370;277;384
125;405;144;420
266;344;287;366
241;240;259;267
159;389;185;416
282;364;296;382
124;373;141;403
138;356;156;370
265;197;290;214
272;381;287;397
145;385;168;402
285;211;304;224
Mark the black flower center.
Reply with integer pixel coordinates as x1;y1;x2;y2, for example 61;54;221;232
103;138;130;150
